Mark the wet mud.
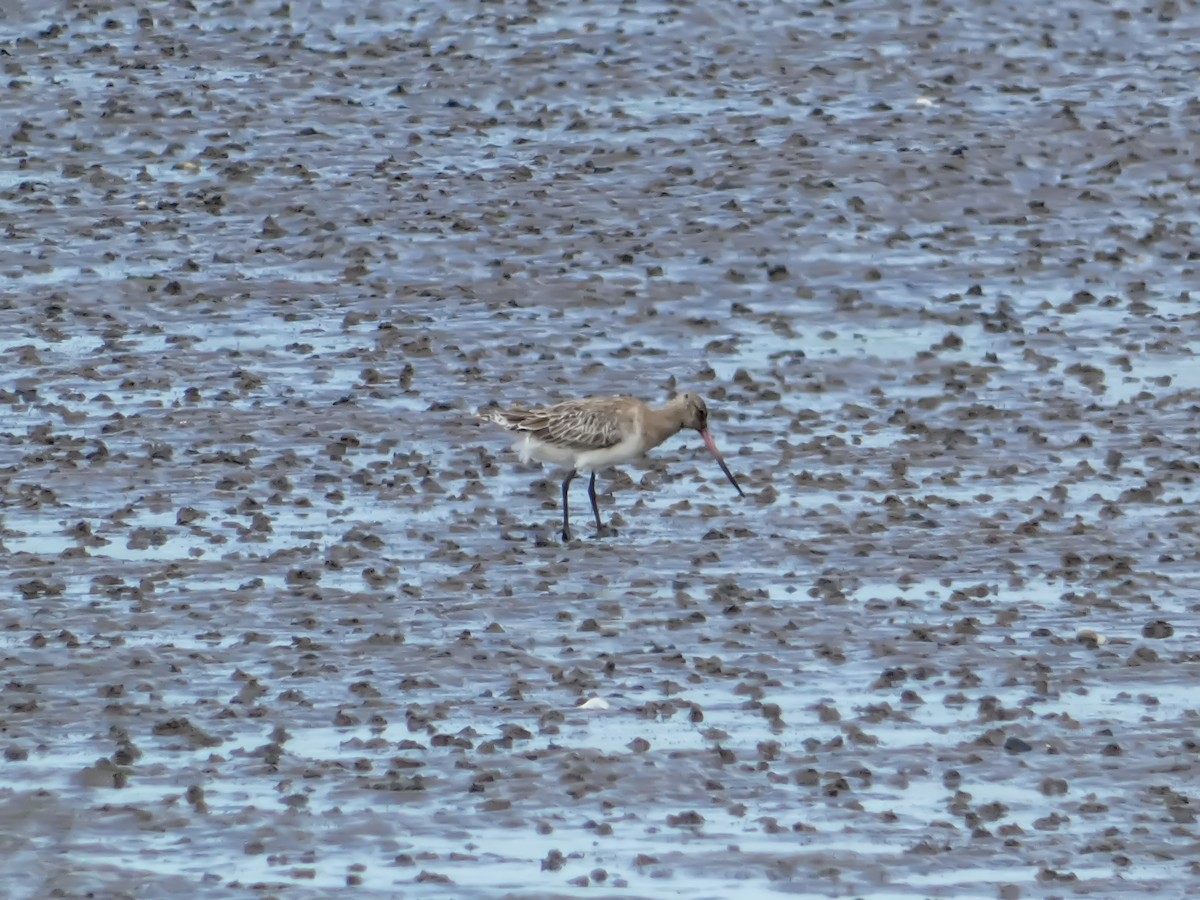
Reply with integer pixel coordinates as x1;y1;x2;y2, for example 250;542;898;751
3;0;1200;897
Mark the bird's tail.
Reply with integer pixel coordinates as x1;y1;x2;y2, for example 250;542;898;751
478;406;520;430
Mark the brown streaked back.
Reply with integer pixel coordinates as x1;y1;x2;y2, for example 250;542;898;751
481;397;639;452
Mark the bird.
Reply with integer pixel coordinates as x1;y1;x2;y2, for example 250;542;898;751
480;392;744;541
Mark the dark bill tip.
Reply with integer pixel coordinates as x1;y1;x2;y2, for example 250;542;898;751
700;429;745;497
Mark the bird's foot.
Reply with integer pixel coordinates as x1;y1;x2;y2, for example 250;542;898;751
593;525;619;539
561;528;573;543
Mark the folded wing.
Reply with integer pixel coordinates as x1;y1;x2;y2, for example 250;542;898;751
482;398;633;451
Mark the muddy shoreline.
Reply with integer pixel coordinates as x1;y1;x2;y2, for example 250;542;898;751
3;0;1200;897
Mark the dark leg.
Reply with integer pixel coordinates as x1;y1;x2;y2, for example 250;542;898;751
587;472;604;533
561;469;576;541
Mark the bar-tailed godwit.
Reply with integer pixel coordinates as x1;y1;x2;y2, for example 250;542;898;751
481;393;744;541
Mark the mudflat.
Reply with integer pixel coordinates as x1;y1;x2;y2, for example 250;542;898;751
2;0;1199;897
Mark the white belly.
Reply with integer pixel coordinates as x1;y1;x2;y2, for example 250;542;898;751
515;430;644;472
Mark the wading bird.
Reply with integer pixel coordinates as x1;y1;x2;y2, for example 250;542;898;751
481;393;744;541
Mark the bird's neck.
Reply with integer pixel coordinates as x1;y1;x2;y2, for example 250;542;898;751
641;401;686;451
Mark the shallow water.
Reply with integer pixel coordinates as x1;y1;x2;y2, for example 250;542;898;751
4;0;1200;897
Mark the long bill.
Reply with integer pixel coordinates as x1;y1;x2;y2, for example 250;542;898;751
700;429;745;497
